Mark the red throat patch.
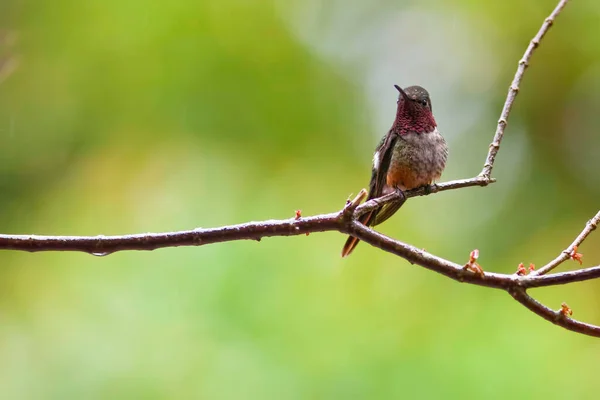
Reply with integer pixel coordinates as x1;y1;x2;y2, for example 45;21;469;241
393;100;437;134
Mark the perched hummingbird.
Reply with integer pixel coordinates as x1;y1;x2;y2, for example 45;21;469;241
341;85;448;257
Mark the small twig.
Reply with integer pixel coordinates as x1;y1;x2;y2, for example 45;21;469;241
479;0;569;179
345;189;368;211
342;188;368;222
532;210;600;275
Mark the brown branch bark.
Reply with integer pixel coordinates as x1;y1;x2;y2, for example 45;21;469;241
1;0;594;337
509;288;600;338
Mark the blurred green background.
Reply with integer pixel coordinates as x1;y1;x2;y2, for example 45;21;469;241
1;0;600;398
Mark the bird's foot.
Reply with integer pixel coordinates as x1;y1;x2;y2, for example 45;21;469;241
422;184;436;195
394;187;406;204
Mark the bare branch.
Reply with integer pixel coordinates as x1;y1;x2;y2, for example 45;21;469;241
532;211;600;275
509;288;600;338
0;213;344;255
479;0;570;179
523;264;600;288
355;176;494;218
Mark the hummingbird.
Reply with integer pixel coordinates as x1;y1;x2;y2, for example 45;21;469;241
341;85;448;257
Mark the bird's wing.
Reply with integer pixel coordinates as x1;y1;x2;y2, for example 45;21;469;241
368;130;397;201
341;130;398;257
363;130;398;227
372;198;404;226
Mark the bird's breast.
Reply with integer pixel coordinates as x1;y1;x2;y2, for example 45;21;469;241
386;128;448;190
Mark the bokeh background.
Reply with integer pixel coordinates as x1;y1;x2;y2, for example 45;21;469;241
1;0;599;398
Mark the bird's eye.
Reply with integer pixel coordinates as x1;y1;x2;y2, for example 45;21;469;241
421;99;428;107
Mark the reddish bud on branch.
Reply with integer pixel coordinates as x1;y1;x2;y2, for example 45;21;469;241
560;302;573;317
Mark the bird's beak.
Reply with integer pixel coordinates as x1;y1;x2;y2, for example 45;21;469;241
394;85;410;102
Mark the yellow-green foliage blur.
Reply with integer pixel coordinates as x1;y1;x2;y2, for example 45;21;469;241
1;0;599;398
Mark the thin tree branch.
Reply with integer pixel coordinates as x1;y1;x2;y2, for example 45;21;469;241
532;211;600;276
479;0;569;179
347;220;518;290
523;265;600;288
0;213;344;255
348;215;600;291
355;176;494;217
509;288;600;338
0;0;592;337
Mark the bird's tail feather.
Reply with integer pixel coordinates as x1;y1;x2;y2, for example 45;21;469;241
341;210;375;257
